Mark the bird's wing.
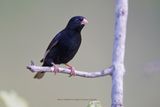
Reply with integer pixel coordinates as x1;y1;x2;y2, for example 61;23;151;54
40;31;63;63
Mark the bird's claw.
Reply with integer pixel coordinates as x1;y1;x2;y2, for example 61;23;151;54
51;64;59;75
68;66;76;77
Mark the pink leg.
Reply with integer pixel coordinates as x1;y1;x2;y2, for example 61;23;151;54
51;63;59;75
65;64;76;76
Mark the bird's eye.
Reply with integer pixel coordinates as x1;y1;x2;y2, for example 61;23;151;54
79;18;83;21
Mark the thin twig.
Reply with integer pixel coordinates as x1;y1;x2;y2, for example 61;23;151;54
27;61;113;78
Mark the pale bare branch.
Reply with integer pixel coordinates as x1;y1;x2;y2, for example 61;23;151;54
27;62;113;78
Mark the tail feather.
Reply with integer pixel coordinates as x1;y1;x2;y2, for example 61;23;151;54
34;72;45;79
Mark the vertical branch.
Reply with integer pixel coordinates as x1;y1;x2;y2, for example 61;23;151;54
111;0;128;107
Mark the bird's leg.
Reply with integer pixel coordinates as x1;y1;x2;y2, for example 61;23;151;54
51;63;59;75
65;64;76;76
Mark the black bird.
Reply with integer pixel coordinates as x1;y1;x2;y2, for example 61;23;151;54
34;16;88;79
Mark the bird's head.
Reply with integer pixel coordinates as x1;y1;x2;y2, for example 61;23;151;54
66;16;88;32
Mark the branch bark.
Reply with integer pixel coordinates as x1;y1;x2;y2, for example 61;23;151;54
111;0;128;107
27;63;113;78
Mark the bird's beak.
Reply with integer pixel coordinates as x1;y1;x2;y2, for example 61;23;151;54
81;18;88;25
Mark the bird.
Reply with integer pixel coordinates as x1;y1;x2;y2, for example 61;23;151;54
34;16;88;79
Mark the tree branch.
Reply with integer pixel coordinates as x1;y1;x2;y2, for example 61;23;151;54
111;0;128;107
27;62;113;78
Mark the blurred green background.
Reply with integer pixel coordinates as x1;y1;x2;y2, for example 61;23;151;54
0;0;160;107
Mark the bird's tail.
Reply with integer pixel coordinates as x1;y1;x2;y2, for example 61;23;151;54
34;72;45;79
34;62;46;79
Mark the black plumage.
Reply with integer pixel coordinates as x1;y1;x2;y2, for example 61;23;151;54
34;16;88;79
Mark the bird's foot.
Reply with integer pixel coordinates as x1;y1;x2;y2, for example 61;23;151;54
65;64;76;77
69;66;76;77
51;63;59;75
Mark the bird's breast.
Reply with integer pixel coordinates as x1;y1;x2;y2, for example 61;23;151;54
56;33;81;63
61;33;81;50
